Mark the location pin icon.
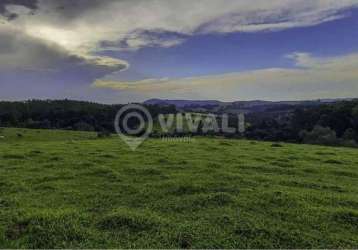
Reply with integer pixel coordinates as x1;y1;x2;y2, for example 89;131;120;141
114;104;153;151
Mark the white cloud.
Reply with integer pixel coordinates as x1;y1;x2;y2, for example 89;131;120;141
0;25;127;78
1;0;358;101
3;0;358;57
93;52;358;101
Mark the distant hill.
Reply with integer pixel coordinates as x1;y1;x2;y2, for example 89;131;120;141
144;98;352;114
144;99;224;108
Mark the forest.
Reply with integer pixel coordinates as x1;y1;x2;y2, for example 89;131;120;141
1;99;358;147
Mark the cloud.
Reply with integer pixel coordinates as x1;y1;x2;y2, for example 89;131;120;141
1;0;357;73
0;0;128;74
93;52;358;101
2;0;358;54
1;0;358;103
0;0;37;20
0;24;128;75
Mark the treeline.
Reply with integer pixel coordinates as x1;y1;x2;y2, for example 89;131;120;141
245;100;358;147
0;100;176;133
1;99;358;148
150;100;358;147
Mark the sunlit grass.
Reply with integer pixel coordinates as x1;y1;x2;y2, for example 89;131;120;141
0;128;357;248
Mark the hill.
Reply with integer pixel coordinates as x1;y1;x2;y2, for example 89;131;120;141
0;128;357;248
144;98;350;113
144;99;223;108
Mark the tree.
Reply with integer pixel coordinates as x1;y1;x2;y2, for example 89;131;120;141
73;121;95;131
300;126;339;146
341;128;358;147
351;105;358;130
352;105;358;117
0;100;177;133
343;128;357;141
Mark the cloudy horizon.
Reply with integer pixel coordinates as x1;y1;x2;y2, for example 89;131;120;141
1;0;358;103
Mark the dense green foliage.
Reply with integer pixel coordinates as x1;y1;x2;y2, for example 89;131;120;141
0;128;357;248
246;100;358;146
0;100;176;133
1;99;358;147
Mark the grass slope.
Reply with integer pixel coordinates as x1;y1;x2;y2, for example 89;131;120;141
0;128;357;248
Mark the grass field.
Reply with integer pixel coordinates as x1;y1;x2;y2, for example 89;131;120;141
0;128;358;248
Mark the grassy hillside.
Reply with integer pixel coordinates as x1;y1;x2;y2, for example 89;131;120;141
0;128;357;248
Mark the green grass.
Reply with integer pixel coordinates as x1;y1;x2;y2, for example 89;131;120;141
0;128;358;248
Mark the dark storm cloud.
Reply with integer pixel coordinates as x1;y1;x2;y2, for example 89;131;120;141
49;0;110;18
0;0;112;21
0;27;126;76
0;0;38;20
0;0;38;12
0;24;128;102
0;0;128;94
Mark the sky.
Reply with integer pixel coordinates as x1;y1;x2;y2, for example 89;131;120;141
1;0;358;103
